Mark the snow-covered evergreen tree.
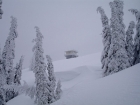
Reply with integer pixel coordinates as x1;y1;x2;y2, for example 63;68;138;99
14;56;24;85
129;9;140;65
32;26;50;105
104;0;130;76
126;21;135;66
97;7;111;74
55;80;62;101
46;55;56;104
2;16;18;85
2;16;18;102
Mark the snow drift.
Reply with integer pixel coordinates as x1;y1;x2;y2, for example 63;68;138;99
7;53;140;105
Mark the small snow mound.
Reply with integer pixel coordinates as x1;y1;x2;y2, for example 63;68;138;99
53;52;101;72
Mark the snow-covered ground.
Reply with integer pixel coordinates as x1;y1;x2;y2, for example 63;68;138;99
7;53;140;105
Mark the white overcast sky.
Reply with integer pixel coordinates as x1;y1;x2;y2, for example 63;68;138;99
0;0;140;68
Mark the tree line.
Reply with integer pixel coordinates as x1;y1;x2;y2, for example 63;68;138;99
0;1;62;104
97;0;140;76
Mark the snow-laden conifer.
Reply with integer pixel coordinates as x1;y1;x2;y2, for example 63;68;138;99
105;0;130;76
2;16;18;85
129;9;140;65
2;16;18;102
97;7;111;74
46;55;56;104
126;21;135;66
32;26;49;105
14;56;24;85
55;80;62;101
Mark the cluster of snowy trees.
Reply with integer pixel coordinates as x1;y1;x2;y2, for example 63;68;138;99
0;16;24;105
98;0;140;76
26;27;62;105
0;13;62;105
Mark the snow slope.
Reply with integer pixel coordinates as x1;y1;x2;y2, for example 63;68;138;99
7;53;140;105
52;64;140;105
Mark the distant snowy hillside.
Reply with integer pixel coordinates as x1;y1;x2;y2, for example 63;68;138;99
7;53;140;105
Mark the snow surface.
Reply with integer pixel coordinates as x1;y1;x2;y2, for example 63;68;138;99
7;53;140;105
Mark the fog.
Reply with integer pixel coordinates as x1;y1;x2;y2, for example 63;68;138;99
0;0;139;68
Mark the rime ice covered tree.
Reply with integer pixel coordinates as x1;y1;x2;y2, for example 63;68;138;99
2;16;18;85
97;7;111;74
32;26;50;105
55;80;62;101
129;9;140;65
14;56;24;85
126;21;135;66
104;0;130;76
46;55;56;104
2;16;18;101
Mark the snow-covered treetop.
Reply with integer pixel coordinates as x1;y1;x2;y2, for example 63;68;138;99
32;26;44;53
9;16;18;38
97;7;109;27
129;9;140;22
46;55;52;63
126;21;135;38
19;56;24;67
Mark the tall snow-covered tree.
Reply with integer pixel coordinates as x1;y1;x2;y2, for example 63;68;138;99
46;55;56;104
55;80;62;101
2;16;18;102
2;16;18;85
32;26;50;105
129;9;140;65
14;56;24;85
104;0;130;76
126;21;135;66
97;7;111;74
